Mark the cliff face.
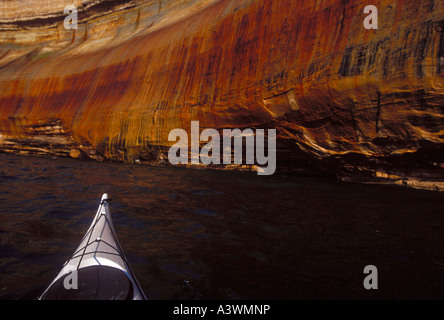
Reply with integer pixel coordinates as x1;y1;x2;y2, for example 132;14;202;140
0;0;443;188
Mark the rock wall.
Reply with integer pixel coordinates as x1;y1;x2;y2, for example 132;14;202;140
0;0;443;188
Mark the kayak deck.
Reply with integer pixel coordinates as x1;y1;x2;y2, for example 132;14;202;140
39;194;147;300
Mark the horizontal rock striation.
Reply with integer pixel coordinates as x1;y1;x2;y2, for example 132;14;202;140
0;0;443;189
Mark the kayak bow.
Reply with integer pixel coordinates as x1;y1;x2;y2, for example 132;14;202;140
39;193;147;300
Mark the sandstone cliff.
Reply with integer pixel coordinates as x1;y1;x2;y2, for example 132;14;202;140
0;0;443;189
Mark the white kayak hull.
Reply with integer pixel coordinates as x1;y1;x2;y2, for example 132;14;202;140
39;194;147;300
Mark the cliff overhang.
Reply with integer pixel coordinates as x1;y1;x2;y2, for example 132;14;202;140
0;0;443;190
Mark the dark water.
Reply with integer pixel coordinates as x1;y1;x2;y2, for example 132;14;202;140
0;153;443;300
